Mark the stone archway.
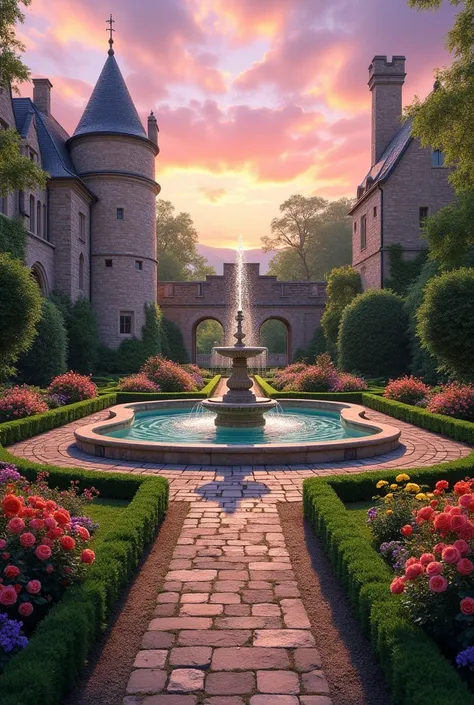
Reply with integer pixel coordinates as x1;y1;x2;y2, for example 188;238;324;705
259;316;291;367
30;261;50;297
192;316;226;366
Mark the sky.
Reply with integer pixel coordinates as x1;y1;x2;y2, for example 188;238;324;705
18;0;456;249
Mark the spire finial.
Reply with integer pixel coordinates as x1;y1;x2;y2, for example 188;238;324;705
106;13;115;55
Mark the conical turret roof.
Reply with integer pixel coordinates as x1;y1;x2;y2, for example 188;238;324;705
73;53;146;139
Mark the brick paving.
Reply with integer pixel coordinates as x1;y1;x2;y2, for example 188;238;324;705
7;403;472;704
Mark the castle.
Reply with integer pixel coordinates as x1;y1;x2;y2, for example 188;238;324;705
350;55;453;289
0;36;160;349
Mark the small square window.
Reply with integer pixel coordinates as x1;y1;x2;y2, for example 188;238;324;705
116;208;124;220
373;206;377;218
119;311;133;335
419;207;429;228
135;260;143;271
105;259;113;268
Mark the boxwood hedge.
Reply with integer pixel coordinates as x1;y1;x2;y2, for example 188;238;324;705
303;455;474;705
0;450;169;705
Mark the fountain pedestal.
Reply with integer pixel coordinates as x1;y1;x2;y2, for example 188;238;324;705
201;310;276;427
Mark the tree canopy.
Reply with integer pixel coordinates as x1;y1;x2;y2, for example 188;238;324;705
156;200;215;281
264;196;352;281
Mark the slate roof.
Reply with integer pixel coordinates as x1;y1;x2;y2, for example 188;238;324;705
72;53;146;139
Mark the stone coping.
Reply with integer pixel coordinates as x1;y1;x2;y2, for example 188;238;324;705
74;399;401;466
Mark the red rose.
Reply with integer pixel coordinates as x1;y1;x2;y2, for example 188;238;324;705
76;526;90;541
417;507;434;521
401;525;413;537
454;539;470;555
450;514;467;533
0;585;18;606
442;546;462;564
435;480;449;491
405;563;424;580
460;597;474;615
426;561;443;576
7;517;25;534
454;481;471;496
420;553;435;566
26;579;41;595
35;544;52;561
81;549;95;564
390;577;405;594
54;510;70;525
457;558;474;576
2;495;22;517
4;565;20;579
19;532;36;548
18;601;33;617
60;535;75;551
434;513;451;532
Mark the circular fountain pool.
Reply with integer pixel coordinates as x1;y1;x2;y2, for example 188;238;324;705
74;399;401;466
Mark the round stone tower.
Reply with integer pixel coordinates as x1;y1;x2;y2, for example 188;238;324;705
68;42;160;349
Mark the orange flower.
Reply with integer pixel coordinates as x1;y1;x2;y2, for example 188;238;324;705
2;494;22;517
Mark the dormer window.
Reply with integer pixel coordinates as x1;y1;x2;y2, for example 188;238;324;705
432;150;445;167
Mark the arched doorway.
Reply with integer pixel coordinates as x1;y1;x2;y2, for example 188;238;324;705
30;262;49;297
193;318;225;367
259;318;291;367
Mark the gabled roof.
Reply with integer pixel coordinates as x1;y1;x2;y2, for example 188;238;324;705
350;120;413;211
72;53;146;140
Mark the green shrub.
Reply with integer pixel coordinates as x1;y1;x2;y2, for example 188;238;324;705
294;326;327;362
52;294;99;375
0;216;27;260
405;260;441;385
161;317;189;363
17;298;68;386
384;243;428;296
321;266;362;357
0;253;42;381
338;289;409;377
417;267;474;381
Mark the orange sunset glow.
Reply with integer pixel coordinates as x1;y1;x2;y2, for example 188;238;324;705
18;0;455;248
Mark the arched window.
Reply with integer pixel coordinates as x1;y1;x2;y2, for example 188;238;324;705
79;254;84;292
29;195;35;233
36;201;41;237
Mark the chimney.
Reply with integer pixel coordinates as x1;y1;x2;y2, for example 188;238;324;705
368;55;406;165
32;78;53;115
148;111;159;150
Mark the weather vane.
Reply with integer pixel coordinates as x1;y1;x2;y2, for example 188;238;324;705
106;14;115;55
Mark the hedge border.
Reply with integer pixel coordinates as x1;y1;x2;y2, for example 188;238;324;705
303;455;474;705
362;393;474;445
0;453;169;705
0;376;222;447
254;375;378;403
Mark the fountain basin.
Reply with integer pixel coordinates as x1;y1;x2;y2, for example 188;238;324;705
74;399;401;466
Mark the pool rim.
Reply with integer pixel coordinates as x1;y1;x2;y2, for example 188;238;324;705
73;399;401;466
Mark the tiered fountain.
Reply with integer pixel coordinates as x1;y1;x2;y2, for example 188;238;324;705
201;310;276;427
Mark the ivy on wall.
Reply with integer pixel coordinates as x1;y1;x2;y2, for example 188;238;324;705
384;244;428;296
0;216;27;260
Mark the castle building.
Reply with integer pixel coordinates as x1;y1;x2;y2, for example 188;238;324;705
350;55;454;289
0;31;160;348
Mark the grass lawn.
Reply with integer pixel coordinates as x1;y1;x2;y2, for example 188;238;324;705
86;497;129;539
344;500;374;535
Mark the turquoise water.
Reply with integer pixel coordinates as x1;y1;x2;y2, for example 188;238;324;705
103;406;372;445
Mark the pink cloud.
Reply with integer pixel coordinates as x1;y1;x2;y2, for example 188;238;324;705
198;187;227;203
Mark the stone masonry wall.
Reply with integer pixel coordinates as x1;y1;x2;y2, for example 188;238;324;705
351;188;382;289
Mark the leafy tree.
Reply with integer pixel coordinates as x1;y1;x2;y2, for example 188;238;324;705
17;298;67;386
417;267;474;381
0;253;42;380
260;319;287;354
156;200;215;281
406;0;474;194
420;191;474;268
338;289;409;377
321;266;362;357
0;216;26;259
196;320;224;354
161;317;189;363
52;294;99;374
0;0;48;195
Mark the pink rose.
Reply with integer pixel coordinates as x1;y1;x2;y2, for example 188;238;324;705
426;561;443;576
405;556;418;568
429;575;448;593
390;577;405;594
18;601;33;617
19;532;36;548
0;585;18;606
433;542;446;554
26;579;41;595
41;537;53;547
442;546;462;564
457;558;474;576
450;514;467;533
454;539;470;556
420;553;435;566
405;563;424;580
4;565;20;579
459;494;474;508
460;597;474;615
0;539;6;550
44;517;57;529
35;544;52;561
434;513;451;532
29;519;44;531
7;518;25;534
45;564;54;574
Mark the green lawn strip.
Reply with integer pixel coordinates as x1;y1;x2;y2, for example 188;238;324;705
0;452;168;705
303;456;474;705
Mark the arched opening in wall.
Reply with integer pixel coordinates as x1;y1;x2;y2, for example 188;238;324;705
79;254;84;292
193;318;225;367
259;318;291;368
30;262;49;297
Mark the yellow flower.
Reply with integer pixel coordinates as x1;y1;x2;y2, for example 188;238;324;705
415;493;427;501
384;493;394;502
404;483;421;494
396;473;410;483
376;480;389;489
426;493;434;498
390;484;398;490
386;509;393;515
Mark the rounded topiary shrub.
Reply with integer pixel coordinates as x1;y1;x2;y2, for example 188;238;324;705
48;372;97;403
417;268;474;381
17;299;68;387
338;289;409;377
140;356;197;392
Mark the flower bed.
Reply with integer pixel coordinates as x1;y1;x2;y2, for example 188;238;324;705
303;455;474;705
272;355;367;393
0;449;168;705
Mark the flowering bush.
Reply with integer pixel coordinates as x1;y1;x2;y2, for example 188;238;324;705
366;474;422;545
384;375;430;406
118;374;160;393
0;463;97;633
44;393;68;409
48;372;97;404
331;373;368;392
0;613;28;671
273;356;367;393
273;363;308;391
0;386;48;422
428;383;474;421
140;356;198;392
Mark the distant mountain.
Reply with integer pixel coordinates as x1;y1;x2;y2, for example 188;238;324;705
196;244;275;275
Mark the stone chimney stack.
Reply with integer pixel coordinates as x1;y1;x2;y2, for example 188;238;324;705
147;111;159;151
368;55;406;165
32;78;53;115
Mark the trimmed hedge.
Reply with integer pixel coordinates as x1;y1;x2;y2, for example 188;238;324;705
0;394;117;447
0;456;168;705
303;455;474;705
115;374;221;403
255;375;379;404
362;392;474;445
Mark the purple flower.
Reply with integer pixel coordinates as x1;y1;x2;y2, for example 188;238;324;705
0;613;28;655
456;646;474;671
71;516;99;535
379;540;409;570
0;463;22;484
367;507;378;523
